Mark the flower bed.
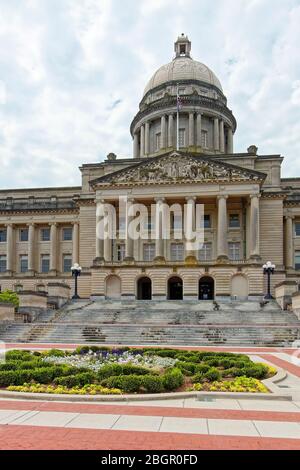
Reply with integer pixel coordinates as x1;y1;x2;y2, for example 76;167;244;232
0;347;276;395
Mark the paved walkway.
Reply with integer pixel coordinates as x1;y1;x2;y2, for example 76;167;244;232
0;343;300;449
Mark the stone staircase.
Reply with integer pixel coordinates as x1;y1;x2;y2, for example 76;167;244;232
0;300;300;347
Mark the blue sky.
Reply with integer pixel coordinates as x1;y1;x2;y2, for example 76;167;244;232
0;0;300;188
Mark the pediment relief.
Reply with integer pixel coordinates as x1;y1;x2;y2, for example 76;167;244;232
91;152;266;188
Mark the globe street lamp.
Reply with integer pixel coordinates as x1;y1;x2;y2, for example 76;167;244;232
71;263;82;300
263;261;275;300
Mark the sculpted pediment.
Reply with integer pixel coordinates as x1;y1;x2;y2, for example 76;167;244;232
91;152;266;188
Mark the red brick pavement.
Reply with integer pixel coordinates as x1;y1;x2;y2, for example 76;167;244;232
0;400;300;423
0;425;299;450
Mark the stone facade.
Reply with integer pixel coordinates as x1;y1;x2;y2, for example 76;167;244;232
0;35;300;302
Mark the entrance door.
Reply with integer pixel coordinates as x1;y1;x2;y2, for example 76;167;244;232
106;275;121;299
199;276;214;300
137;277;152;300
168;277;183;300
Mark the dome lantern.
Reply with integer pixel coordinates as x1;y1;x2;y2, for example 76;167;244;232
174;34;192;59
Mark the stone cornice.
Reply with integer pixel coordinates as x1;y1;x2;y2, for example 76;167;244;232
0;208;79;216
130;95;237;136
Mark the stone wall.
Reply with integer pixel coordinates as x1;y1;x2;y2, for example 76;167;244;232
275;281;298;310
18;291;48;321
0;302;15;321
292;292;300;320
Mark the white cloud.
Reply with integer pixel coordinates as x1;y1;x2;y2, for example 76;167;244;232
0;0;299;189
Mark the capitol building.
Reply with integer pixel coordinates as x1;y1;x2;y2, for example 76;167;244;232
1;34;300;303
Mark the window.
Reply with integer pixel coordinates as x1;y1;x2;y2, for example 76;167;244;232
63;255;72;273
0;255;6;273
119;216;126;232
117;244;125;262
63;227;73;241
41;228;50;241
178;129;185;148
295;252;300;270
20;228;28;242
228;242;241;261
229;214;240;228
204;215;211;229
171;213;182;231
295;222;300;237
199;243;212;261
0;229;7;243
144;213;154;231
171;243;184;261
143;243;155;262
41;255;50;273
201;130;208;148
155;133;161;151
20;255;28;273
180;44;186;55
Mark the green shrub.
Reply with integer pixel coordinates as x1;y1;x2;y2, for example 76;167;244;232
5;350;32;361
203;367;222;382
54;372;96;388
42;349;66;357
0;290;19;307
176;361;197;375
162;368;184;391
140;375;164;393
194;364;211;374
240;364;269;379
104;375;142;393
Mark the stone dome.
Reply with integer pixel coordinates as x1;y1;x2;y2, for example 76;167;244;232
143;56;223;97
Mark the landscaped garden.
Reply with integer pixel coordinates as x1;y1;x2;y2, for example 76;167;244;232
0;347;276;395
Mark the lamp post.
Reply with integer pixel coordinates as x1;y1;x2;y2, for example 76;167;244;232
263;261;275;300
71;263;82;300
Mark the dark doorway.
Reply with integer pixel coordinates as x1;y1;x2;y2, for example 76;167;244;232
168;277;183;300
137;277;152;300
199;277;215;300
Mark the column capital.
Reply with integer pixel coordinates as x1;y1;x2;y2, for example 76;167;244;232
285;214;295;220
185;196;197;202
5;223;14;228
154;197;166;203
217;194;229;201
49;222;57;227
27;222;35;227
250;193;261;200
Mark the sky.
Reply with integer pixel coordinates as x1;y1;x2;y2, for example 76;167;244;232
0;0;300;189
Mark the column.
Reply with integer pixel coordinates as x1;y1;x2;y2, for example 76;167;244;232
189;112;194;147
217;195;228;259
249;194;260;259
28;223;35;274
72;222;79;265
96;201;104;260
161;115;166;149
185;197;197;261
6;224;14;274
285;215;294;269
133;133;139;159
168;114;174;148
227;127;233;153
145;121;150;156
125;198;135;261
50;223;57;273
196;113;202;147
104;205;112;262
214;118;220;151
140;125;145;158
219;120;225;153
155;197;165;260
